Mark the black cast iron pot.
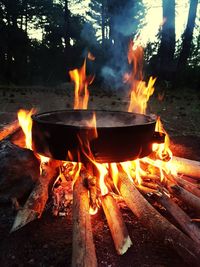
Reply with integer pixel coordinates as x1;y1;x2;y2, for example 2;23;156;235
32;110;165;163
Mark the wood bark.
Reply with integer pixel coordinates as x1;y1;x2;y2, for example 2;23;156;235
172;175;200;198
117;172;200;266
11;161;58;232
168;183;200;214
154;192;200;244
172;156;200;178
0;140;39;202
72;175;97;267
0;120;20;141
101;193;132;255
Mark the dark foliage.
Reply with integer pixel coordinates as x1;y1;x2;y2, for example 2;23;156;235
0;0;199;87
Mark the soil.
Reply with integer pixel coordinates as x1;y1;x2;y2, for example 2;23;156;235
0;85;200;267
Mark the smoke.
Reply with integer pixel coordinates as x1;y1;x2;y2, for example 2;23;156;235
100;0;145;89
80;0;145;89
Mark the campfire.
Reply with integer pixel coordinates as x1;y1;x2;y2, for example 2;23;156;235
1;41;200;267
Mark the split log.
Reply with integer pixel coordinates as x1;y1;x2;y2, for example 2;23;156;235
181;175;200;185
172;156;200;178
101;193;132;255
0;140;39;202
72;175;97;267
80;168;97;211
117;172;200;266
137;185;157;194
172;175;200;198
168;183;200;214
154;192;200;244
0;119;20;141
11;160;59;232
141;181;159;190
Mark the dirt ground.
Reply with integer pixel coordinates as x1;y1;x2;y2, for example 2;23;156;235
0;85;200;267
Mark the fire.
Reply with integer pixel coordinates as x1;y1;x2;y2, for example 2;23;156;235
69;55;94;110
16;38;179;216
153;117;172;160
17;109;49;168
126;41;156;114
17;109;35;150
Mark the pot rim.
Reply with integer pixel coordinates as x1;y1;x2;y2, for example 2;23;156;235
32;109;157;130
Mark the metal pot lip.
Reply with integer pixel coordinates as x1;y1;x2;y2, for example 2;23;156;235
32;109;157;130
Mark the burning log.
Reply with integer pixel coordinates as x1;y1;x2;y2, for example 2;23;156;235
172;156;200;178
172;175;200;198
137;185;157;194
154;192;200;244
11;161;59;232
101;193;132;255
81;168;97;211
0;119;20;141
168;183;200;214
117;172;200;266
72;175;97;267
0;140;39;202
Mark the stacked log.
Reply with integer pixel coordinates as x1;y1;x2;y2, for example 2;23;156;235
72;175;97;267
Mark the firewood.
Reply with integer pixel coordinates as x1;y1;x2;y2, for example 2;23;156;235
141;181;159;190
101;193;132;255
117;172;200;266
137;185;157;194
72;175;97;267
168;183;200;214
154;192;200;244
172;156;200;178
80;168;97;211
181;175;200;185
10;161;58;232
0;140;39;202
0;119;20;141
172;175;200;198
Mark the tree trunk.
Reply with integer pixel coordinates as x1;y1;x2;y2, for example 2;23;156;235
101;0;105;47
158;0;176;80
64;0;72;68
177;0;198;70
64;0;70;49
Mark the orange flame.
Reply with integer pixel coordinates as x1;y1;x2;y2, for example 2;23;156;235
153;117;172;160
69;58;94;109
17;109;50;169
17;109;35;150
126;41;156;114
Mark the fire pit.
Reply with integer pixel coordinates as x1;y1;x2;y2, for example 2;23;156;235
32;109;165;162
1;42;200;267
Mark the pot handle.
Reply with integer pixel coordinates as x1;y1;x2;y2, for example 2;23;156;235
152;132;165;144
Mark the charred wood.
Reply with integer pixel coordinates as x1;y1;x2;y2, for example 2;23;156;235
80;168;97;211
172;175;200;198
10;160;59;232
153;192;200;244
0;119;20;141
168;183;200;215
0;140;39;202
